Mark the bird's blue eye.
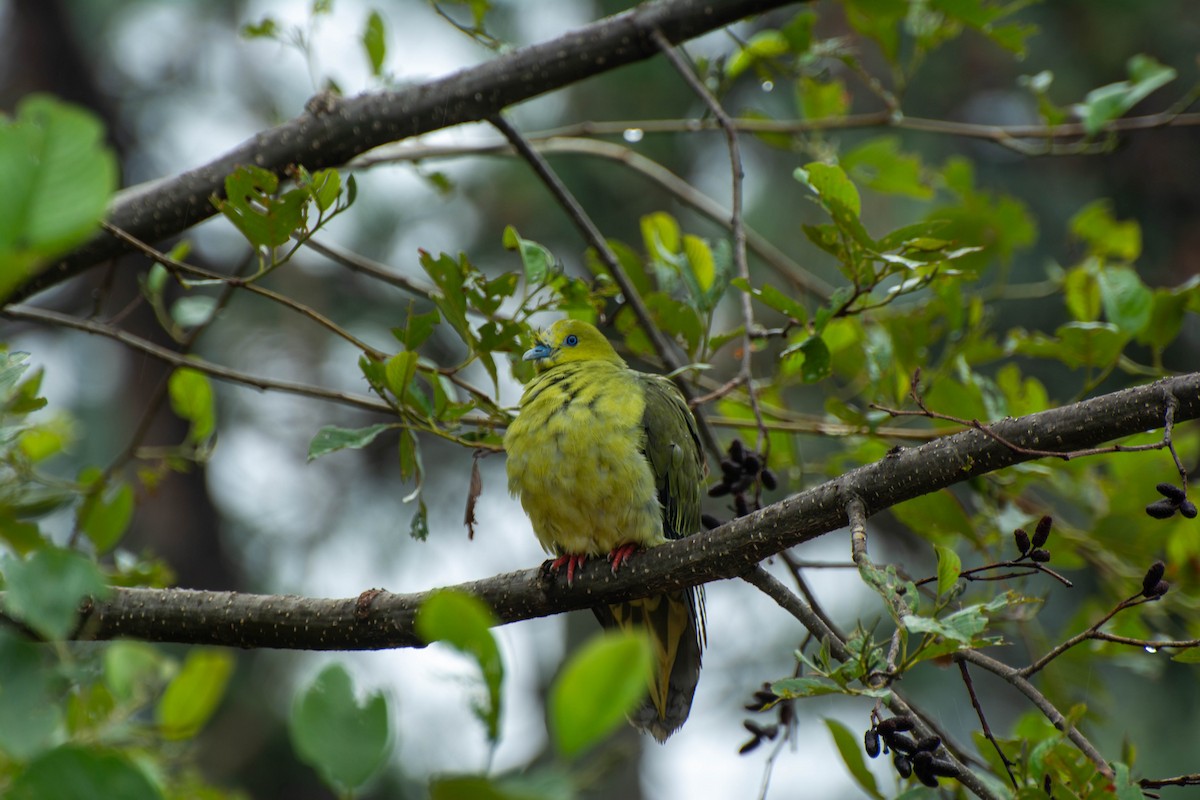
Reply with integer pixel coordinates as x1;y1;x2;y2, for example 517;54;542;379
565;334;579;346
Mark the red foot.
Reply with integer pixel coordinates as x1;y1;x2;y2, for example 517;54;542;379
608;543;641;573
550;553;588;585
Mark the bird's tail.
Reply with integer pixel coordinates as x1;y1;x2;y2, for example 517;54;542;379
594;588;704;742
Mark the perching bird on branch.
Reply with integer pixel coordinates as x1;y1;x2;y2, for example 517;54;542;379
504;318;706;741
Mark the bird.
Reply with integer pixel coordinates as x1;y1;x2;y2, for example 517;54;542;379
504;318;706;741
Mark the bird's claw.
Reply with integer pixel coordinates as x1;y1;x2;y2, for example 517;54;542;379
550;553;588;585
608;543;640;573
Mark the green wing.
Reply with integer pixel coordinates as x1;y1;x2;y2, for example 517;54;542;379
637;374;704;541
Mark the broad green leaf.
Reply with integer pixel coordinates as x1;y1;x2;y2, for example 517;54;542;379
502;225;553;284
549;630;652;758
307;168;342;212
1069;200;1141;261
842;137;932;200
640;211;681;263
417;590;503;743
2;547;108;639
104;641;171;704
934;544;961;598
290;664;391;792
1096;265;1152;336
362;11;386;76
78;480;134;553
796;162;861;217
781;334;830;383
384;351;420;404
431;770;575;800
308;423;392;461
798;76;849;120
8;746;162;800
1139;286;1191;349
682;234;715;294
168;367;215;443
0;95;118;302
393;308;441;350
772;676;836;699
726;29;790;78
215;164;307;249
157;649;235;740
1063;265;1101;321
1073;54;1176;136
0;632;63;759
825;718;885;800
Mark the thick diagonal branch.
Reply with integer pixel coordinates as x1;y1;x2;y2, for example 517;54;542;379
50;373;1199;650
12;0;798;302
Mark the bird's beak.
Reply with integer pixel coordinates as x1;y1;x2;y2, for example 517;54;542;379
523;342;553;361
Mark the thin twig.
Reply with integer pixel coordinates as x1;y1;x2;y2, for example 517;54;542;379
351;137;834;300
3;305;394;415
956;649;1114;780
957;660;1018;789
102;223;388;359
651;28;768;457
1020;594;1159;677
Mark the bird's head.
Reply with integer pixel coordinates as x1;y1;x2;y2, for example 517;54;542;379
523;319;625;368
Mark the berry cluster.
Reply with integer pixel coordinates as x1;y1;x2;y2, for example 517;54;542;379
704;438;777;527
1012;515;1053;562
737;682;794;755
1146;482;1197;520
1142;560;1170;599
864;715;956;787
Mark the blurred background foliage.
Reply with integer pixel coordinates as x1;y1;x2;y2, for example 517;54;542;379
0;0;1198;797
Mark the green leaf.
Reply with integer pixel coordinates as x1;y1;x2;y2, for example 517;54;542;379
0;632;63;759
682;234;715;295
781;334;830;383
157;649;235;740
841;137;932;200
1073;54;1176;136
503;226;554;285
104;641;171;704
772;676;845;698
362;11;387;76
431;770;575;800
2;547;108;640
1069;200;1141;261
78;480;134;553
1139;286;1191;350
0;95;118;302
393;308;441;350
796;162;861;217
308;423;392;461
549;629;653;758
290;664;391;792
798;76;849;121
384;351;420;404
1097;265;1153;336
640;211;681;262
416;590;503;744
1063;265;1101;321
215;164;307;249
168;367;215;443
934;544;961;598
725;29;790;78
825;718;885;800
8;746;162;800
